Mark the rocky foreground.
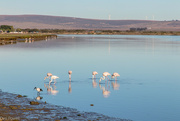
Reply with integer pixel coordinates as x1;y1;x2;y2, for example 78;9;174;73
0;90;132;121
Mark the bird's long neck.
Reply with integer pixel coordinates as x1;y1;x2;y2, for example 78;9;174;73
99;76;105;83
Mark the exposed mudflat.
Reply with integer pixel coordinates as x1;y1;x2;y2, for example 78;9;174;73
0;90;132;121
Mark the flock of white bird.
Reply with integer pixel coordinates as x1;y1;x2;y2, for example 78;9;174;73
34;71;120;96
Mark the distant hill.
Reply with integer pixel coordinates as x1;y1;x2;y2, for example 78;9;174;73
0;15;180;31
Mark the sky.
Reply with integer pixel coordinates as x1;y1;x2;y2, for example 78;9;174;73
0;0;179;20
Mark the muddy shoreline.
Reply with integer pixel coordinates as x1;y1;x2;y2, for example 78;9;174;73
0;90;131;121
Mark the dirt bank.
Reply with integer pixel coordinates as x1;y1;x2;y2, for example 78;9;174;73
0;90;132;121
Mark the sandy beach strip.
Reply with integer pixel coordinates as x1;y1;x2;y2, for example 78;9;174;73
0;90;132;121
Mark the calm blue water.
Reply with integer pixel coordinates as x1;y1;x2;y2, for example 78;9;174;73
0;35;180;121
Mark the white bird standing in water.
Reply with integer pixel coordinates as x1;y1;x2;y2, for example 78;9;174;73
49;75;59;85
34;87;43;95
68;70;72;80
92;71;98;79
44;73;53;80
111;72;120;80
99;72;111;83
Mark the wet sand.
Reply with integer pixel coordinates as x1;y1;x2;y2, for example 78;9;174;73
0;90;131;121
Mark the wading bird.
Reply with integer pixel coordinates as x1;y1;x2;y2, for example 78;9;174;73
92;71;98;79
111;72;120;81
44;73;53;80
49;75;59;85
34;87;43;95
68;70;72;79
99;72;111;83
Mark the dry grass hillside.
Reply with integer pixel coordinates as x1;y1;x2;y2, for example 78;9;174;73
0;15;180;31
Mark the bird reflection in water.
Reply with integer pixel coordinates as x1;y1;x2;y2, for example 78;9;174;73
111;81;120;90
35;96;43;101
99;80;111;98
92;78;98;88
68;78;72;93
44;83;59;95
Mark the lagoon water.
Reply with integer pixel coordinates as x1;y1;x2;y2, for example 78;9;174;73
0;35;180;121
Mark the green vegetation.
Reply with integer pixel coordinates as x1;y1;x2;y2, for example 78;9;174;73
0;25;14;32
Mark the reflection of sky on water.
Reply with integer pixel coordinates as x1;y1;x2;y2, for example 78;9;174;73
0;35;180;121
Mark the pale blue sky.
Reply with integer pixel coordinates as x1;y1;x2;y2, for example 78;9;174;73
0;0;179;20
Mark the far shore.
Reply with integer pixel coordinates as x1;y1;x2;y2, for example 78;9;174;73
0;33;57;40
0;33;57;45
0;90;131;121
1;30;180;39
54;30;180;36
1;31;179;45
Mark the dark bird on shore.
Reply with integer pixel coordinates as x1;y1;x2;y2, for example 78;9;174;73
34;87;43;95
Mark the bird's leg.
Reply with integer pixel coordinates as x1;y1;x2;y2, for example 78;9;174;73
107;76;110;81
54;79;56;84
105;79;107;89
92;75;94;79
99;83;102;89
37;92;40;96
49;79;52;85
108;79;110;89
69;75;71;79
